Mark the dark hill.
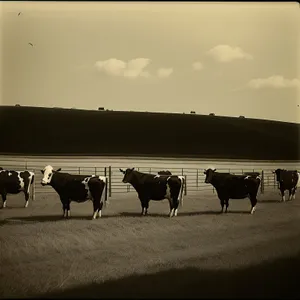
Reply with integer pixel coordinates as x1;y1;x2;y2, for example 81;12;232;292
0;106;299;160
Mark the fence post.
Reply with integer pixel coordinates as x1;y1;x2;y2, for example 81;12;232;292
25;161;28;170
182;168;184;176
184;175;187;196
260;170;264;194
78;167;81;174
109;166;112;197
196;169;198;190
273;172;276;189
95;167;97;175
149;168;151;174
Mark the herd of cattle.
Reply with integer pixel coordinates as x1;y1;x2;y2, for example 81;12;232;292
0;165;299;219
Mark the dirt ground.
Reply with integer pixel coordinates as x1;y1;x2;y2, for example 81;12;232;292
0;189;299;298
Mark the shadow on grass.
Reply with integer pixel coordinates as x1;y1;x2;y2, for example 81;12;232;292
120;210;253;218
258;199;281;203
0;214;121;225
34;253;300;299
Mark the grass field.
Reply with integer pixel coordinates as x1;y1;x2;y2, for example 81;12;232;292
0;189;300;298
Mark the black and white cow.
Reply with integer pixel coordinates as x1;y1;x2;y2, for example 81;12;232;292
204;168;261;214
0;167;35;208
40;165;107;219
120;168;185;217
158;170;172;175
273;169;300;202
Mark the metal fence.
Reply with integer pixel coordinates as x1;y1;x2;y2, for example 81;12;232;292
0;162;279;198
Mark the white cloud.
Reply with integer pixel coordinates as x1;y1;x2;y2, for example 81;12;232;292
95;58;151;79
247;75;300;89
157;68;173;78
192;61;203;71
207;44;253;63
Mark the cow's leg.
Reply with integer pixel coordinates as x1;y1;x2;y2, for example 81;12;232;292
92;199;102;220
65;200;71;218
224;199;229;213
292;188;297;200
24;191;30;208
1;193;7;208
219;199;225;213
168;198;175;217
61;198;69;218
250;196;257;214
288;189;293;201
280;189;286;202
23;181;30;208
172;197;180;217
140;198;149;216
143;200;149;216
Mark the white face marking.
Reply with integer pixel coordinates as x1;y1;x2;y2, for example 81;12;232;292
8;172;12;176
3;200;6;208
41;165;54;185
251;206;256;214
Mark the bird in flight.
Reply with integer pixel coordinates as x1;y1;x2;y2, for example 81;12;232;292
28;43;33;47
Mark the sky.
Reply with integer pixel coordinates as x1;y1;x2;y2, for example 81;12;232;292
0;1;299;123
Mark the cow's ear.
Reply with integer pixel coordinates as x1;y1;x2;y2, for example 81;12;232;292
56;168;62;172
40;169;44;174
213;168;216;172
119;169;125;174
131;168;135;171
272;171;275;174
203;169;207;174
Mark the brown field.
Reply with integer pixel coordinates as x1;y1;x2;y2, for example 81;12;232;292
0;189;300;298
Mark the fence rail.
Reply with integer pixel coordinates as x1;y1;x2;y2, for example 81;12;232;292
0;162;280;197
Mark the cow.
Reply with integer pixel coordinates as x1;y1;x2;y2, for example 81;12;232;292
204;168;261;214
40;165;107;219
272;169;300;202
120;168;185;217
158;170;172;175
0;167;35;208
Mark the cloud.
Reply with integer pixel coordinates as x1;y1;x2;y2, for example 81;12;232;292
192;61;203;71
247;76;300;89
95;58;151;79
157;68;173;78
207;45;253;63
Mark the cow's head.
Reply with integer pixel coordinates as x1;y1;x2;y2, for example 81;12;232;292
272;169;284;182
40;165;61;186
203;168;216;183
119;168;135;183
0;167;3;171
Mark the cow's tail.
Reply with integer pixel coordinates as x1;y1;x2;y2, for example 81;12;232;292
179;176;185;207
30;172;35;201
102;176;109;207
